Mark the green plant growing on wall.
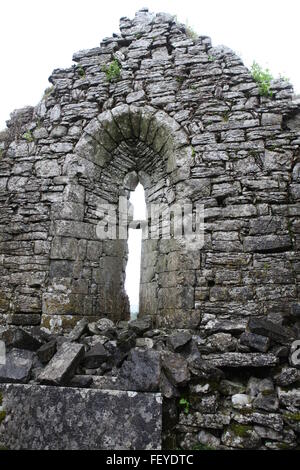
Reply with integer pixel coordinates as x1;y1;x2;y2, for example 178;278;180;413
186;25;198;40
251;62;274;97
43;86;54;99
77;65;86;78
179;397;190;414
23;131;34;143
102;59;122;82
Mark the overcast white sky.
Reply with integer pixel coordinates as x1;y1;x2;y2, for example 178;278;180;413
1;0;299;312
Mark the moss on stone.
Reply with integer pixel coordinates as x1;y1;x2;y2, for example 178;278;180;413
230;423;252;437
0;410;6;424
284;412;300;422
192;443;216;451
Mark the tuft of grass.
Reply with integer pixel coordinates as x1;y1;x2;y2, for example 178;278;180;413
284;412;300;422
0;410;6;424
179;397;190;414
176;76;185;84
77;65;86;78
230;423;252;437
185;19;198;40
251;62;274;98
102;59;122;82
43;86;54;99
23;131;34;143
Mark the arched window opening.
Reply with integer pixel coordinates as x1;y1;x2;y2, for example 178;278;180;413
125;183;147;320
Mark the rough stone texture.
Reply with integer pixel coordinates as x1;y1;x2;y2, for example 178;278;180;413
0;383;162;450
0;9;298;333
0;8;300;451
37;342;84;385
0;349;33;383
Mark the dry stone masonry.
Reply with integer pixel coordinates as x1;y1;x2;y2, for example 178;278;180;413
0;8;299;450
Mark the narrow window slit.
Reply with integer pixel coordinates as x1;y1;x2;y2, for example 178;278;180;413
125;183;146;320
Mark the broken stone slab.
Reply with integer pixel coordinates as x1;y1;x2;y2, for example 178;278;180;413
248;317;295;345
96;318;116;338
83;342;111;369
90;375;120;390
221;425;261;449
166;331;192;351
232;412;283;432
239;331;270;352
119;348;161;392
253;393;279;411
231;394;252;410
277;387;300;408
67;318;88;342
37;340;57;364
0;328;44;351
0;349;34;384
274;367;300;387
161;351;190;387
128;316;152;335
69;375;93;388
0;383;162;450
178;412;231;430
202;353;278;368
246;377;274;397
219;380;246;396
37;342;85;385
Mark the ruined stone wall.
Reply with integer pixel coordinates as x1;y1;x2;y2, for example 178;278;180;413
0;8;299;337
0;8;300;450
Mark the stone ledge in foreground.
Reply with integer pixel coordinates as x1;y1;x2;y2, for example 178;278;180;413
0;383;162;450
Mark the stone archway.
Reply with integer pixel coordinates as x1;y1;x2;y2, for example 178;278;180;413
43;105;192;329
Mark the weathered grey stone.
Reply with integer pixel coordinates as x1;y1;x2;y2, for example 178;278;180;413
0;349;33;383
203;353;278;368
219;380;246;396
232;393;252;409
83;343;111;369
247;377;274;397
119;348;161;392
166;331;192;351
69;375;93;388
253;392;279;411
240;332;270;352
278;387;300;408
128;317;152;335
0;328;43;351
179;412;230;430
37;340;57;364
161;351;190;386
0;384;162;450
198;430;220;448
0;8;299;451
37;342;85;385
221;425;261;449
248;317;294;345
244;235;292;253
274;367;299;387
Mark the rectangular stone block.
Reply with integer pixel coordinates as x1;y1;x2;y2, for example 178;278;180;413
0;384;162;450
37;342;84;385
243;235;292;253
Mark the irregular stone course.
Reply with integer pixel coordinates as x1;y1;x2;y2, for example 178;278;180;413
0;8;299;450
